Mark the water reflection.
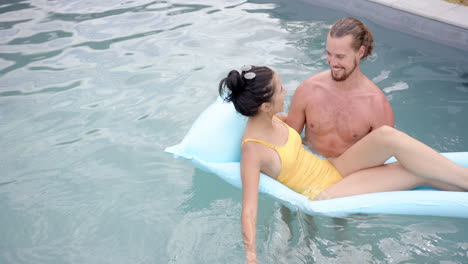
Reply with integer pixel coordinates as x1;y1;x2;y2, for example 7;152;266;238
1;0;467;263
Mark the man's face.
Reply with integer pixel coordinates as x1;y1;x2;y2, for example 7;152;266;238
326;34;361;82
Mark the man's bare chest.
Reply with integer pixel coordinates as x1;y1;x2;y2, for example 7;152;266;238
305;99;373;137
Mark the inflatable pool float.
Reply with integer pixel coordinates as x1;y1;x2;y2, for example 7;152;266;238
165;97;468;219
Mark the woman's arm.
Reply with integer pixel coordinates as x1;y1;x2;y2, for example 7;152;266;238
240;143;262;263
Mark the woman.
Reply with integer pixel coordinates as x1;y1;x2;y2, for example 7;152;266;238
218;65;468;263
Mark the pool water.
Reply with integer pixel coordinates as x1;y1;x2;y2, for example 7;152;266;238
0;0;467;263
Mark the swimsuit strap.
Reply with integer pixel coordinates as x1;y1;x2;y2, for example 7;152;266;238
273;115;286;125
241;138;276;149
241;117;288;149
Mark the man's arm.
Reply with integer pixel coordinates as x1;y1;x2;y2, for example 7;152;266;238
371;92;395;129
285;84;308;134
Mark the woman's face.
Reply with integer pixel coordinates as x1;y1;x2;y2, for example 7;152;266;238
270;73;287;114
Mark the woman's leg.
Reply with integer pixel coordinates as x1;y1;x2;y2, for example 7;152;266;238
317;162;465;200
329;126;468;190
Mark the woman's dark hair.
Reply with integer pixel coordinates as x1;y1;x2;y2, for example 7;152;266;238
218;66;274;116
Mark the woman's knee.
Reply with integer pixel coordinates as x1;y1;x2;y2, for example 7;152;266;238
372;125;407;147
373;125;396;136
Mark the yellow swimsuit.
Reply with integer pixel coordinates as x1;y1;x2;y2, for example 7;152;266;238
242;118;343;200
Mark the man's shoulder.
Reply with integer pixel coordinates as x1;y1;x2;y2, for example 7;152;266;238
360;74;380;90
360;76;393;112
359;75;387;96
297;71;330;93
302;70;329;84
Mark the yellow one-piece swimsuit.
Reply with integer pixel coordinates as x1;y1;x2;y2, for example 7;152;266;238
242;117;343;200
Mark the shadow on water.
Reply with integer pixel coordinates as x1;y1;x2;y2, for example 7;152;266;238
268;207;468;263
460;71;468;88
180;168;241;212
277;207;357;248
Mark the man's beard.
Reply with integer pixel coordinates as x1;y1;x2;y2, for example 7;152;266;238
331;59;358;82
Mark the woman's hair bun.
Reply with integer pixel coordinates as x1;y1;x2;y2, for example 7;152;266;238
218;66;274;116
219;70;245;102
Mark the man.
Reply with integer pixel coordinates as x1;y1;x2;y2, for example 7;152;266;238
286;17;394;158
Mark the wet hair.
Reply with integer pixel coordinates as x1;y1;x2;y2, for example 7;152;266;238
329;17;374;60
218;66;274;116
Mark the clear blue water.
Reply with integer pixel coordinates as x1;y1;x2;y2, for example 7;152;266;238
1;0;467;263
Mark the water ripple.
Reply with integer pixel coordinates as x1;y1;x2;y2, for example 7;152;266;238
28;66;66;71
0;18;32;30
43;1;165;23
71;29;165;50
1;1;468;263
7;30;73;45
43;1;210;23
0;80;82;97
166;4;210;16
0;50;63;76
0;1;32;16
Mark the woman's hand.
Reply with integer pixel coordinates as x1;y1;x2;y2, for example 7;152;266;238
245;251;258;264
